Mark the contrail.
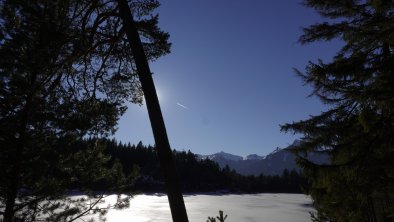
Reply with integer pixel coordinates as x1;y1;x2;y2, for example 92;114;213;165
176;102;189;110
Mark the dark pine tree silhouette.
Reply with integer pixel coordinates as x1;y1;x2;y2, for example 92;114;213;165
281;1;394;221
0;0;170;221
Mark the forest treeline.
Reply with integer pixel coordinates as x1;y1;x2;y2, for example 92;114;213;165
82;138;308;194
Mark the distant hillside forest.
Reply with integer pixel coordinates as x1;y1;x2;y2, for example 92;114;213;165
73;138;307;194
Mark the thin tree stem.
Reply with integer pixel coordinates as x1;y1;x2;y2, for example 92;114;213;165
116;1;189;222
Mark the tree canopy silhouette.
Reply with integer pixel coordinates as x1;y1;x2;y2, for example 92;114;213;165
281;0;394;221
0;0;170;221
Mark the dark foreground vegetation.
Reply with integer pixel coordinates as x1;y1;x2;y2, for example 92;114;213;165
0;0;173;220
281;1;394;221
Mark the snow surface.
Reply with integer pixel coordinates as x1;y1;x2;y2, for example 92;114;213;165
93;194;314;222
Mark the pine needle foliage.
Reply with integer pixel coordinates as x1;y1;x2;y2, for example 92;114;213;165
281;1;394;221
0;0;170;221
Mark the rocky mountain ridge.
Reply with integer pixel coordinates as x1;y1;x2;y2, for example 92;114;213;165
197;140;328;176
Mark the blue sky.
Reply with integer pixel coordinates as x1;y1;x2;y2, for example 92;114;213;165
115;0;341;156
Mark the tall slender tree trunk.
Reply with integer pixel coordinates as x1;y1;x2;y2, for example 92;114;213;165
4;186;17;222
4;90;34;222
116;1;189;222
4;118;29;222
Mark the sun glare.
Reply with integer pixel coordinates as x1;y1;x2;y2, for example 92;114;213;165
155;87;165;103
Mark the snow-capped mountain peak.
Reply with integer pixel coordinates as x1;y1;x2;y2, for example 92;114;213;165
268;147;282;155
245;154;264;160
195;139;328;176
290;139;302;147
199;151;243;162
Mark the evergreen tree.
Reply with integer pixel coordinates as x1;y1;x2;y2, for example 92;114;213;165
281;0;394;221
0;0;169;221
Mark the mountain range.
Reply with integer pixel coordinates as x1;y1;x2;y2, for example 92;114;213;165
197;140;328;176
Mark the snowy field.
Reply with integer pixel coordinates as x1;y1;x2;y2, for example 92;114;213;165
101;193;314;222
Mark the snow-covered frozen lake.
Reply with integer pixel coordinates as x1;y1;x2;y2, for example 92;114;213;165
101;193;314;222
